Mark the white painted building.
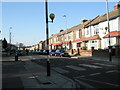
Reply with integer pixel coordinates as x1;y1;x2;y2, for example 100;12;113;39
83;3;120;50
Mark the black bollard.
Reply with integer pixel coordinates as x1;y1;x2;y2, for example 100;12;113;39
15;54;18;61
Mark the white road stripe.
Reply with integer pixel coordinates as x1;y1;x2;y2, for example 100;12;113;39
74;79;96;88
93;63;114;67
52;67;69;74
78;77;120;87
106;70;118;73
90;73;101;76
66;65;86;71
79;64;102;69
74;75;85;79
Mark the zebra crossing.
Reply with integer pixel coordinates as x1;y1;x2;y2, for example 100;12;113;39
52;63;115;74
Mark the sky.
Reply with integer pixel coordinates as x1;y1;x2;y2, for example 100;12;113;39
1;1;119;46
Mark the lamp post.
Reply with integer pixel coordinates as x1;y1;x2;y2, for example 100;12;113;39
9;27;12;44
9;27;12;55
63;15;68;51
45;0;55;76
106;0;112;62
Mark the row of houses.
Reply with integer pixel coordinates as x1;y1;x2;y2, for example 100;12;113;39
27;3;120;52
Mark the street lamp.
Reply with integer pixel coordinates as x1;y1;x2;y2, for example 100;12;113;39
45;0;55;76
9;27;12;44
9;27;12;55
63;15;68;51
106;0;112;62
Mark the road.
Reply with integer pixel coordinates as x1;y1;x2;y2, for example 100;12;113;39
2;54;120;89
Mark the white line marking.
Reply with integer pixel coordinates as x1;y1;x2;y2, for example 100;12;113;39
106;70;118;73
52;67;69;74
81;75;85;77
78;77;120;87
74;75;85;78
79;64;102;69
90;73;101;76
93;63;114;67
66;65;86;71
74;79;96;88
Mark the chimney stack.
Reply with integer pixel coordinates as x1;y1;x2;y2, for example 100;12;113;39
114;4;120;10
82;19;88;24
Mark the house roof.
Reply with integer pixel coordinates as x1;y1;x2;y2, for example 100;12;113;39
86;9;120;27
49;5;120;39
103;31;120;38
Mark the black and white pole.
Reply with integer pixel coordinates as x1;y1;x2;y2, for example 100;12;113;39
45;0;50;76
45;0;55;76
106;0;112;62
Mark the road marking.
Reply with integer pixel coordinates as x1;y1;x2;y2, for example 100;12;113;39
66;65;86;71
90;73;101;76
93;63;114;67
106;70;118;73
74;75;85;78
52;67;69;74
79;64;102;69
74;79;96;89
22;59;29;61
77;77;120;87
32;58;36;59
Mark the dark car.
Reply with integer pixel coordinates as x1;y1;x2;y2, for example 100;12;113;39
49;50;56;56
16;50;23;56
37;50;44;55
55;49;70;57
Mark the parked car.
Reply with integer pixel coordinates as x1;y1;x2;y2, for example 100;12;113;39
49;50;56;56
55;49;70;57
33;50;37;54
16;50;23;56
29;50;33;53
43;50;48;55
37;50;44;55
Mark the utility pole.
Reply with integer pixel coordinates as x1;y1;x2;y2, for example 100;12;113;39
63;15;68;51
9;27;12;55
9;27;12;44
106;0;112;62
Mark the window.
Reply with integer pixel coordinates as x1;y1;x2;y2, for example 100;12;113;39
77;42;81;47
94;25;99;35
87;28;89;35
76;30;79;39
92;41;94;43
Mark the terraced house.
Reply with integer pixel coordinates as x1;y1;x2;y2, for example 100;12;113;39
48;3;120;51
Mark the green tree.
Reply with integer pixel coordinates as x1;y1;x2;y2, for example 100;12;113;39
2;38;8;49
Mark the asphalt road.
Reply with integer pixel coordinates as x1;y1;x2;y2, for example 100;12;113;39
30;55;120;89
2;54;120;89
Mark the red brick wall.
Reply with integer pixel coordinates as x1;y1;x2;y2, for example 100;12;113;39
68;49;93;56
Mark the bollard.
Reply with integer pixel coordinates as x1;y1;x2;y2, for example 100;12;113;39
15;54;18;61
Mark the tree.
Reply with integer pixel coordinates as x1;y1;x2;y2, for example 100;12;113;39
2;38;8;50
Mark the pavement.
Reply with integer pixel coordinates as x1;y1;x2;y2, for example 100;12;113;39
2;59;76;89
71;55;119;65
